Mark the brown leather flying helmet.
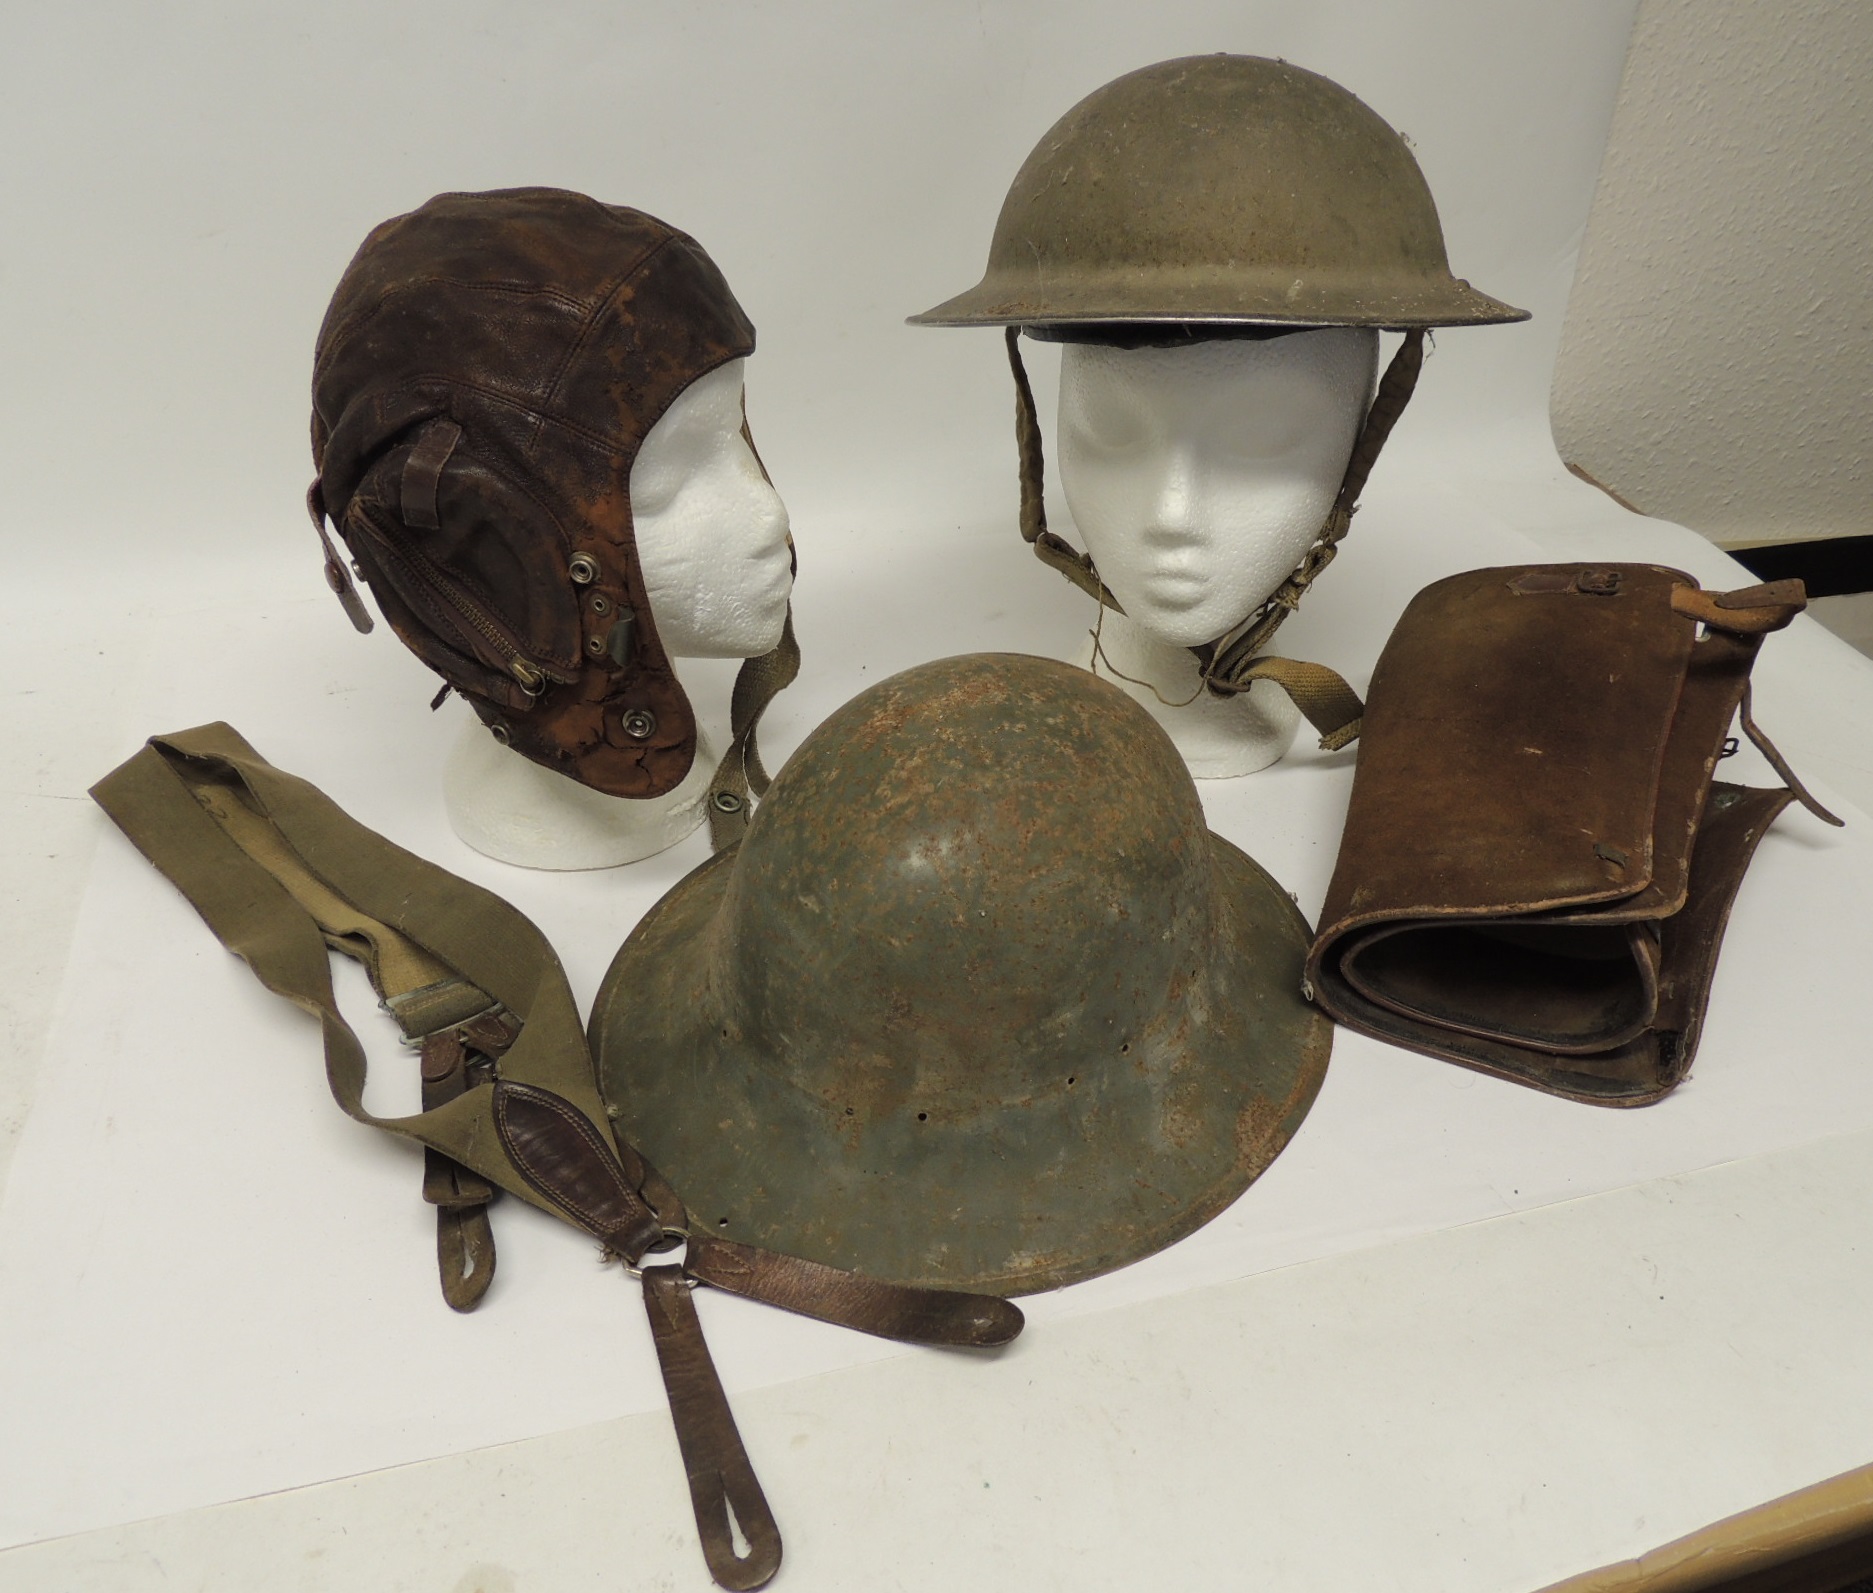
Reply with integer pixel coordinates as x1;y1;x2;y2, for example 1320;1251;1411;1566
309;187;761;798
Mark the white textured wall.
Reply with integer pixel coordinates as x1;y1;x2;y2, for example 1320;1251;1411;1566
1551;0;1873;545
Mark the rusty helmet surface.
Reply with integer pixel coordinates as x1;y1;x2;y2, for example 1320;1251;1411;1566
310;187;763;798
591;652;1330;1294
911;53;1526;332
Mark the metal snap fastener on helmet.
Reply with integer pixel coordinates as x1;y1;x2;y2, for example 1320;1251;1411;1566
711;790;744;813
620;707;656;740
568;553;600;585
489;723;511;746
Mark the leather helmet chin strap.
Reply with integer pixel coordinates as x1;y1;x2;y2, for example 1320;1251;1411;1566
1004;326;1429;752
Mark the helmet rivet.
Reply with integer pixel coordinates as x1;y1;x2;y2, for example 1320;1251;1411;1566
489;723;511;746
590;594;611;616
621;708;656;740
712;790;744;813
586;635;606;657
568;553;599;585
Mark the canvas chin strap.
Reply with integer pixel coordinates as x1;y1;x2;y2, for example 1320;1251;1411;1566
706;599;801;851
92;724;1021;1592
1004;326;1429;752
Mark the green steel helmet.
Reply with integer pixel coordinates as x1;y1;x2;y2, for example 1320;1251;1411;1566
909;52;1527;332
907;56;1528;697
591;652;1330;1294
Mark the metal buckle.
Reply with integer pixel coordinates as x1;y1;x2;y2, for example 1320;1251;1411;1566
625;1227;694;1282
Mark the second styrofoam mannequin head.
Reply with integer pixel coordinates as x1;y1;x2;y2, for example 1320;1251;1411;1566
1057;328;1379;776
445;356;792;867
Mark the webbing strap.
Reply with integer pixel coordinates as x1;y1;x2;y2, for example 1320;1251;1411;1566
1005;328;1124;609
1207;656;1366;752
707;604;802;850
91;725;1023;1591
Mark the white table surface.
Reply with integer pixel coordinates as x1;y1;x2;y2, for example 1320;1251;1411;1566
3;453;1872;1591
7;4;1872;1584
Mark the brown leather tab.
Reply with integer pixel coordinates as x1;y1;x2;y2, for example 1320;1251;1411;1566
685;1234;1024;1347
435;1202;496;1312
491;1081;663;1261
399;420;462;531
1670;582;1805;635
308;482;375;634
1717;578;1807;611
642;1267;783;1591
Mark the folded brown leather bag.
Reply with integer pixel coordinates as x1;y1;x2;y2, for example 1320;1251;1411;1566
1307;563;1841;1106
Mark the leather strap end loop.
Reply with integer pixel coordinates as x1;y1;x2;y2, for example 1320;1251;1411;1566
435;1202;497;1312
642;1267;784;1591
685;1234;1024;1348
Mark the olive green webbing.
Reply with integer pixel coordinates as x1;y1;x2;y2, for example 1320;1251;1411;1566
1005;327;1124;609
91;723;1026;1591
89;722;610;1219
1004;326;1430;751
706;604;801;851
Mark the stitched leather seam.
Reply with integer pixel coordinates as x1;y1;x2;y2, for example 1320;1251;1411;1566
534;233;677;454
494;1084;635;1240
315;280;596;383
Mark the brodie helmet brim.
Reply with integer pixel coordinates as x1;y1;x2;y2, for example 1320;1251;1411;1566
590;655;1330;1295
908;55;1528;333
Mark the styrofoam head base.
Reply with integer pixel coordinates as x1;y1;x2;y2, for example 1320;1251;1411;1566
443;713;716;869
1075;609;1300;778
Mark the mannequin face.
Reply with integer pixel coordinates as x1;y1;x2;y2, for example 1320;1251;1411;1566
631;358;793;659
1058;329;1379;647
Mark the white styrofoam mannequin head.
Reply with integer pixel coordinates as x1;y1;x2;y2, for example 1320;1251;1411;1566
444;356;792;868
633;357;793;657
1057;327;1378;779
1058;328;1379;648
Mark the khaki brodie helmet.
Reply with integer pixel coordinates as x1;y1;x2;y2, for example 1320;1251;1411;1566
592;653;1331;1292
911;56;1528;734
308;188;796;824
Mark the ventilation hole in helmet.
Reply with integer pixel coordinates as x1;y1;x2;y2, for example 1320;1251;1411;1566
844;1106;855;1116
1066;1076;1076;1086
917;1111;928;1122
717;1217;729;1228
1120;1043;1131;1054
720;1026;730;1039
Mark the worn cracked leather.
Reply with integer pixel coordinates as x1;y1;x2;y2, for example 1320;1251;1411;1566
1307;563;1834;1106
310;187;758;797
